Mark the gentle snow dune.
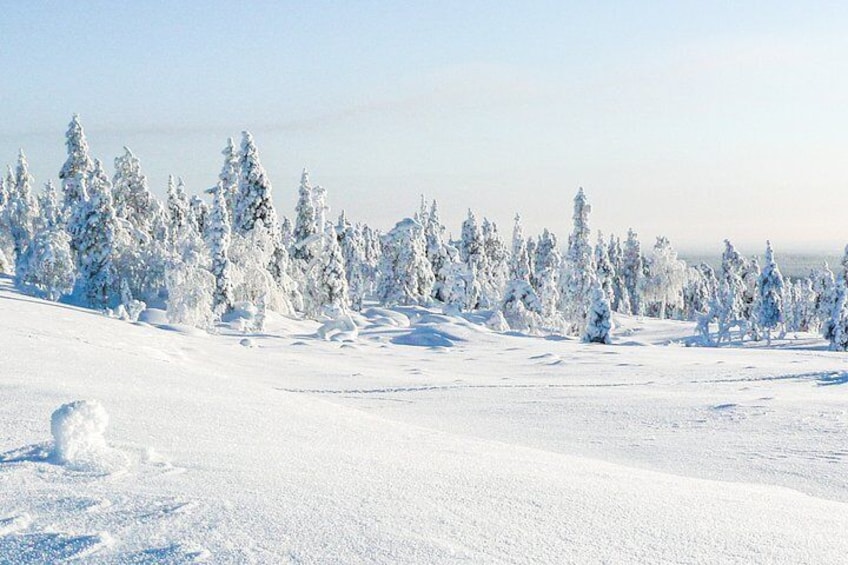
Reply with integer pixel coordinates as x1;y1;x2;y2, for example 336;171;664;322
1;279;848;563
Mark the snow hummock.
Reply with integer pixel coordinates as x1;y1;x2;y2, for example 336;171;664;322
50;400;120;472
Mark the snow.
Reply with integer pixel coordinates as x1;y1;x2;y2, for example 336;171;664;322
50;400;109;467
2;276;848;562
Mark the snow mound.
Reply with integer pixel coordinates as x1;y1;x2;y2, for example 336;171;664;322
392;327;463;348
316;313;358;341
50;401;123;472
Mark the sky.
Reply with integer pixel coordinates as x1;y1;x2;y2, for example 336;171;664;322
1;1;847;253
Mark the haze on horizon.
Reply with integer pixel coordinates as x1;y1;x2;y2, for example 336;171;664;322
1;2;847;253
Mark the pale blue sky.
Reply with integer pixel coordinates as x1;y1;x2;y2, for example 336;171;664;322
2;1;847;252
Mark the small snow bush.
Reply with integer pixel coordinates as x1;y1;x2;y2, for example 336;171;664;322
50;400;110;467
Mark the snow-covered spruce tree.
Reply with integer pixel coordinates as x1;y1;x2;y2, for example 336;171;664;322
621;228;643;315
583;273;612;344
787;278;816;332
594;231;615;307
292;168;317;263
15;181;74;301
361;224;383;296
218;137;240;223
232;131;297;312
741;256;761;339
37;181;62;233
111;148;170;300
6;149;39;262
313;231;350;315
607;234;630;314
376;218;434;306
533;229;562;319
481;218;509;307
312;183;328;240
509;215;530;282
74;159;123;308
16;227;75;301
459;209;488;309
829;279;848;351
207;181;235;315
560;188;595;333
58;114;93;218
756;241;785;344
340;222;368;311
189;195;209;238
424;200;457;303
812;263;837;336
0;170;13;270
166;175;191;240
280;215;294;252
640;236;686;319
499;214;542;330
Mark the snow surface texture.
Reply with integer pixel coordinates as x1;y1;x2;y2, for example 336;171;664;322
2;277;848;563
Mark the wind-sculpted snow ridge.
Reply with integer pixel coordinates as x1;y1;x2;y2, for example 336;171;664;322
2;280;848;562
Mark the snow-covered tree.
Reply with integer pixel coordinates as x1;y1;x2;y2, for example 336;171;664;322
424;200;457;303
594;231;615;306
15;221;75;301
812;263;838;337
74;160;123;308
560;188;595;332
481;218;508;306
607;234;630;313
313;232;349;315
6;149;39;260
829;279;848;351
58;114;93;216
376;218;434;306
583;274;612;344
640;236;686;319
189;195;209;237
207;181;235;314
756;241;785;343
340;222;368;311
622;229;643;315
533;229;561;318
166;175;191;238
459;209;488;308
218;137;240;223
292;168;317;262
112;147;158;237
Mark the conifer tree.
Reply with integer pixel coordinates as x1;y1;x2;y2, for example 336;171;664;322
75;160;122;308
583;274;612;344
376;218;434;306
208;181;235;314
292;168;317;262
7;149;39;260
560;188;595;332
219;137;240;223
533;229;561;318
58;114;93;216
622;229;643;315
756;241;784;344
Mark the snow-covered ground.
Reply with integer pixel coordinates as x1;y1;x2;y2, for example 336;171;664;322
1;276;847;563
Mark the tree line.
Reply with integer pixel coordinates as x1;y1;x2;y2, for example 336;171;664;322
2;116;847;348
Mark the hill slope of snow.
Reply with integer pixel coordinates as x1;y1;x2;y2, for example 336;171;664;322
1;278;847;563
